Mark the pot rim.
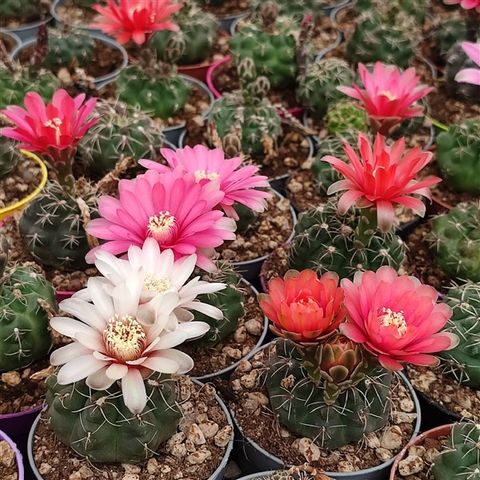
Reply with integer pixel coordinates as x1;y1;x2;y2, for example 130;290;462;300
2;15;52;35
0;429;24;480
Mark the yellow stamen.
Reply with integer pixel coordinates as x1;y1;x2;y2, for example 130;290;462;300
43;117;63;143
103;315;147;362
379;90;397;101
193;170;220;182
144;274;171;293
380;307;408;336
148;211;176;242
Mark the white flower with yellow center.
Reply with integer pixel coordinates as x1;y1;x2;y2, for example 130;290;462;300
50;276;210;414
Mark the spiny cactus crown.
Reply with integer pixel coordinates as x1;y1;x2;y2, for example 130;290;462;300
325;99;369;136
431;201;480;282
0;0;41;20
0;137;20;179
437;119;480;194
432;20;469;59
355;0;428;25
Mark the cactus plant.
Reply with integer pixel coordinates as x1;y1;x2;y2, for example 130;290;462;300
288;202;406;279
252;0;328;21
0;0;42;22
77;100;166;177
325;100;369;136
46;373;182;463
432;20;470;60
149;0;218;65
0;138;20;179
230;2;298;89
297;58;356;118
0;239;57;372
266;338;391;449
446;42;480;103
432;202;480;282
355;0;428;24
260;467;333;480
432;422;480;480
437;120;480;194
440;282;480;388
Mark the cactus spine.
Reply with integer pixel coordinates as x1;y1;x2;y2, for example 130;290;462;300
0;138;20;178
325;100;369;136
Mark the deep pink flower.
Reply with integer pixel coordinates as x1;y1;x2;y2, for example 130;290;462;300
91;0;182;45
340;266;458;371
323;133;441;231
455;41;480;85
140;145;271;220
444;0;480;11
338;62;433;134
86;169;236;272
0;89;97;164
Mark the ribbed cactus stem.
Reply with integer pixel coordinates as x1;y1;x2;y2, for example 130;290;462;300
356;209;379;244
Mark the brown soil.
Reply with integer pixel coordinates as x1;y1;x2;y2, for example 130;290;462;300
408;365;480;423
201;0;250;18
181;283;266;377
55;1;100;27
260;244;290;289
311;14;341;53
0;3;49;29
218;193;294;262
0;439;18;480
31;378;232;480
0;33;17;53
230;344;419;473
287;168;328;213
18;39;124;79
0;154;43;210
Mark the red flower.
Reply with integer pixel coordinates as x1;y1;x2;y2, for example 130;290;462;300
0;89;97;164
259;270;346;344
323;133;441;232
91;0;182;45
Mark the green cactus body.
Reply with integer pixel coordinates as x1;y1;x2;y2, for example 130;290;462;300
18;183;95;271
297;58;356;118
432;202;480;282
78;101;166;177
43;30;95;71
252;0;327;21
440;283;480;388
0;258;56;372
446;42;480;103
149;3;218;65
0;0;40;21
432;20;468;60
0;138;20;179
325;100;369;136
46;374;182;463
432;422;480;480
117;66;191;120
355;0;428;24
437;120;480;194
288;203;406;279
266;339;391;449
230;19;298;89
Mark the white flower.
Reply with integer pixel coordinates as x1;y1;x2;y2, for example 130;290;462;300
75;238;226;328
50;275;209;414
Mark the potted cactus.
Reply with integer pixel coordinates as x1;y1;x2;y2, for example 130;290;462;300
199;0;251;33
0;429;24;480
230;264;457;478
50;0;104;31
0;238;58;439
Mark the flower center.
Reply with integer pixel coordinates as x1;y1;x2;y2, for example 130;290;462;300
44;117;63;143
103;315;147;362
144;274;171;293
193;170;220;182
380;307;408;336
379;90;397;101
148;211;176;243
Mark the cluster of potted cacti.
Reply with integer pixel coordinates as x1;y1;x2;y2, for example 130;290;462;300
0;0;479;479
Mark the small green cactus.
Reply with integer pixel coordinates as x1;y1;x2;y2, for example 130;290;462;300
46;373;182;463
266;338;391;449
149;1;218;65
432;20;469;60
230;2;298;89
0;0;42;22
440;283;480;388
0;138;20;179
18;182;96;271
446;42;480;103
355;0;428;24
288;202;406;279
0;239;57;372
431;202;480;282
432;422;480;480
252;0;327;21
437;120;480;194
77;100;166;177
325;100;369;136
297;58;356;118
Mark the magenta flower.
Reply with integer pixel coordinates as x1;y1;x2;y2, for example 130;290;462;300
338;62;433;134
91;0;182;45
455;41;480;86
323;133;441;232
341;267;458;371
0;89;97;164
140;145;271;219
444;0;480;11
86;169;236;272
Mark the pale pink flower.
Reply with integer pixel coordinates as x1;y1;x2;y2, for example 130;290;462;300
455;41;480;85
91;0;182;45
140;145;271;219
86;169;236;271
0;89;97;164
340;266;458;371
323;133;441;231
444;0;480;11
338;62;433;134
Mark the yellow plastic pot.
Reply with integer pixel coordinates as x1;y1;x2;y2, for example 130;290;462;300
0;150;48;222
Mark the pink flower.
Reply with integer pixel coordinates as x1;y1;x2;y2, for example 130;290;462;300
455;41;480;86
444;0;480;11
338;63;433;134
323;133;441;231
91;0;182;45
340;266;458;371
140;145;271;220
86;169;236;272
0;89;97;164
